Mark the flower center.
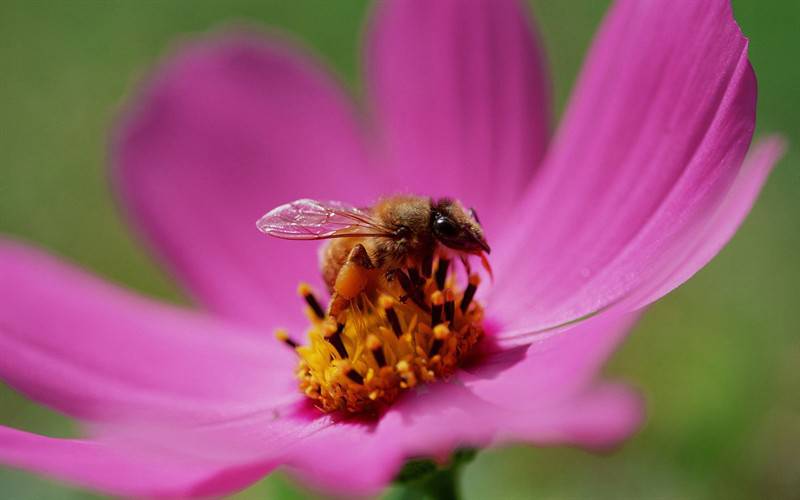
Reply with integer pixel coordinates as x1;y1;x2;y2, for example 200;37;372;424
276;257;485;414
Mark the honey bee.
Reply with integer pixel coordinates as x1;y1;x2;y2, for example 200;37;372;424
257;196;491;316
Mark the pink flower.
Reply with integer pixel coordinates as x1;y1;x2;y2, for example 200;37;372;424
0;0;784;497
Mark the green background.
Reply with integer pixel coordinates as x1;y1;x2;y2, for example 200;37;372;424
0;1;797;498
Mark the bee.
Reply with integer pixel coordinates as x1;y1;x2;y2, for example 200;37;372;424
257;196;491;316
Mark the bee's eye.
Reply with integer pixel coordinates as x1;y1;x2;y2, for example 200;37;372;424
469;207;481;224
433;216;459;238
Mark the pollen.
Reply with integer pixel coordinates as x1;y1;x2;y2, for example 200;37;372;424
278;259;485;414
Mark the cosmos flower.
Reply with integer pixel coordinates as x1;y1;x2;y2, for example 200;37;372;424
0;0;784;497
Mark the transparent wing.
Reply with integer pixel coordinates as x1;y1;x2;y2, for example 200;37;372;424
257;199;395;240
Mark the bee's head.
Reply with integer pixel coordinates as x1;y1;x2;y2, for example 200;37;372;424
430;198;490;254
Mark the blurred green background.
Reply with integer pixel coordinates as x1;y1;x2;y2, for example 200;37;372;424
0;0;797;498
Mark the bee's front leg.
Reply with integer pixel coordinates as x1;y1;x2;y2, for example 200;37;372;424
383;268;407;303
329;244;374;317
392;267;430;312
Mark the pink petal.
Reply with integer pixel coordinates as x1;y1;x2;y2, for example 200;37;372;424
0;241;321;496
366;0;550;232
113;32;381;330
490;0;762;341
0;426;276;498
284;382;642;495
498;382;644;449
462;312;638;408
0;239;298;423
630;136;786;306
282;314;642;494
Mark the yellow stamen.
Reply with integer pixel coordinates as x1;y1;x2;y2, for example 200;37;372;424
284;257;484;414
298;282;326;320
275;328;299;349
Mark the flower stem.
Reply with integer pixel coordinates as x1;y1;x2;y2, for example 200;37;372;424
391;449;477;500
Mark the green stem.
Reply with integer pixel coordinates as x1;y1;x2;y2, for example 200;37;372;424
391;449;477;500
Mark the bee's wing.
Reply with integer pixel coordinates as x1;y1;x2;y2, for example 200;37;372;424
257;199;395;240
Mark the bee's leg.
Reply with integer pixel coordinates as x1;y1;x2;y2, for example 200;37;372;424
394;268;431;313
329;244;374;317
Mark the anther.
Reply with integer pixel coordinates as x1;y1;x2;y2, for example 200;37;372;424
444;288;455;323
396;269;413;297
298;283;325;319
379;295;404;337
435;258;450;290
275;329;299;349
460;274;481;313
346;369;364;384
342;363;364;384
367;334;387;367
430;290;444;326
408;267;424;287
324;322;348;358
429;324;450;357
422;254;433;278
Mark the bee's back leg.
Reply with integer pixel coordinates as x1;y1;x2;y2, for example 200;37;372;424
329;244;374;317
